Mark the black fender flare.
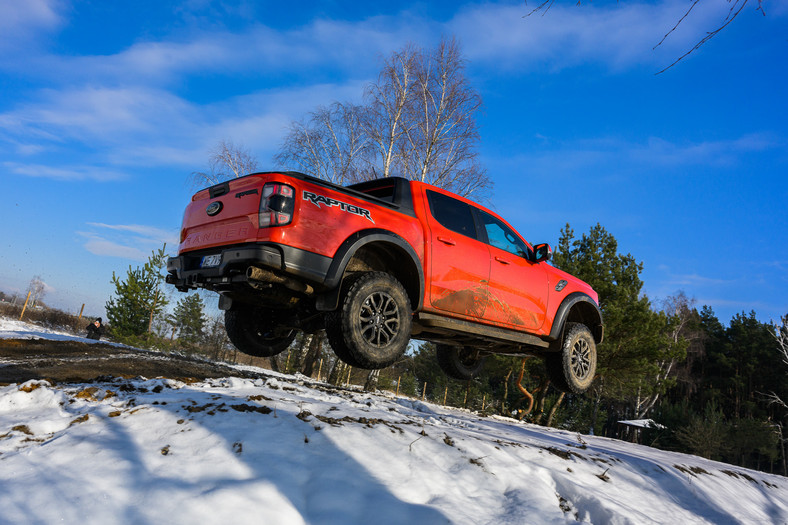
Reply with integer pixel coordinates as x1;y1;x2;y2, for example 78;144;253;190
548;292;604;344
316;229;424;312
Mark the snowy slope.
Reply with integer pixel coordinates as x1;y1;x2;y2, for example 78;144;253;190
1;319;786;524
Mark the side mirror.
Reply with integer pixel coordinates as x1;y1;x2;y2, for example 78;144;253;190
534;243;552;263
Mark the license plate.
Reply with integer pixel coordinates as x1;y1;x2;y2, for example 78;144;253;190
200;254;222;268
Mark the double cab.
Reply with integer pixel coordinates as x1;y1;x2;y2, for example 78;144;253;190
167;172;603;392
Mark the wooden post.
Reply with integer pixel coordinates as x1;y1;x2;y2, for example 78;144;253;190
18;292;31;321
346;366;352;386
421;382;427;401
482;394;486;411
316;359;323;381
443;386;448;406
285;350;291;373
396;376;401;396
77;303;85;320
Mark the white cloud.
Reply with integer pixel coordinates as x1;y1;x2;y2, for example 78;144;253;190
81;236;148;261
5;162;128;182
448;0;738;71
662;271;735;287
78;223;179;261
10;12;428;87
40;2;726;84
0;80;368;171
41;280;57;295
0;0;63;46
630;134;778;167
86;223;175;240
497;133;782;178
11;87;194;141
3;1;781;86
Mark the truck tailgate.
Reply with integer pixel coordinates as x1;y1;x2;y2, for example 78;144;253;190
178;175;268;253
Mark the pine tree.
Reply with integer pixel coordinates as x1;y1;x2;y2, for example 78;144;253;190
169;293;206;346
553;224;684;430
105;245;169;340
675;401;730;460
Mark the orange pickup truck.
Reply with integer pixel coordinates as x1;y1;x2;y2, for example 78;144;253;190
166;172;603;392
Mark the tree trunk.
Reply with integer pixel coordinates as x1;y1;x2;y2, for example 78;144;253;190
301;334;322;377
268;354;281;373
534;377;550;423
364;369;380;391
148;295;158;333
502;367;513;416
589;386;603;435
328;358;346;385
545;392;565;427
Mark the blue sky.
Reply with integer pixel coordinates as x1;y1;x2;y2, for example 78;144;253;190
1;0;786;325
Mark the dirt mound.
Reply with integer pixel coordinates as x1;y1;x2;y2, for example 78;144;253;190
0;338;262;384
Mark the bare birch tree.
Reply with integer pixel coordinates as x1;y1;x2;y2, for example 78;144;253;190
766;315;788;409
191;139;260;187
398;38;488;196
633;293;694;418
274;102;370;185
362;44;418;180
26;276;47;307
276;37;491;198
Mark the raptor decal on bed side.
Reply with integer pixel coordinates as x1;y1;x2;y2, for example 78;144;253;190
302;190;375;223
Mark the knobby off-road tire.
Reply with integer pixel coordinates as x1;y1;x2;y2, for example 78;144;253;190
436;344;486;381
328;272;412;370
546;322;597;394
323;311;365;368
224;307;297;358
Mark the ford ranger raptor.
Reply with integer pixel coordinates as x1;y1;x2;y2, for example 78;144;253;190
166;172;603;393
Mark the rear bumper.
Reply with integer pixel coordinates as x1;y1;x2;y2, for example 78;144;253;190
166;242;332;291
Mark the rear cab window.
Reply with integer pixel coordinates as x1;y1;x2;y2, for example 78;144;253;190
426;190;478;239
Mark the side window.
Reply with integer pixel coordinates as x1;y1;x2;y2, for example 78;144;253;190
479;211;530;258
427;190;478;239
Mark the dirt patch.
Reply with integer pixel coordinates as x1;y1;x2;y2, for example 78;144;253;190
674;464;712;477
0;338;264;384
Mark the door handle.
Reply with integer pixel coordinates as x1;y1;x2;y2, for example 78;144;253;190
494;256;510;265
437;236;456;246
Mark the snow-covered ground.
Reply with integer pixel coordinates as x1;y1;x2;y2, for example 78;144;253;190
0;317;97;341
1;319;786;524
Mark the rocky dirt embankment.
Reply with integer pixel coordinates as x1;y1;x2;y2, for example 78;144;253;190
0;338;261;384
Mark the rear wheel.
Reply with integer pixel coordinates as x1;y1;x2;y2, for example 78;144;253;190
546;322;596;394
329;272;412;369
436;345;486;380
224;307;297;357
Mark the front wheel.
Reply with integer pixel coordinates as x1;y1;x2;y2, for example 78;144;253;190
331;272;412;369
324;311;365;368
224;307;297;357
436;344;486;380
546;322;597;394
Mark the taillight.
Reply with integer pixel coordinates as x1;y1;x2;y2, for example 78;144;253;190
259;183;295;227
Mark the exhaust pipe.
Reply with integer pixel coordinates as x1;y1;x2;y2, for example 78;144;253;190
246;266;313;295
